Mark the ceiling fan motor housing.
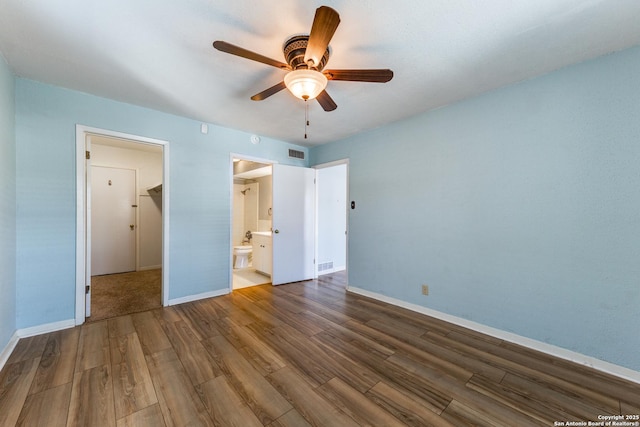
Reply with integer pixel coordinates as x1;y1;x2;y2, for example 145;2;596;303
284;35;330;70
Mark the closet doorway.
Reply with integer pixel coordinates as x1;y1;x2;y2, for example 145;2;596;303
75;126;170;324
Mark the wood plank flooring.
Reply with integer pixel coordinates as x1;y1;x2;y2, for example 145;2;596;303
1;271;639;426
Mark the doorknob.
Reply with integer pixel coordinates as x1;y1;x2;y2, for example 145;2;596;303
130;224;135;230
274;229;280;234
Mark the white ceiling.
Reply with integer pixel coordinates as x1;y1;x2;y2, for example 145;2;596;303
2;1;640;146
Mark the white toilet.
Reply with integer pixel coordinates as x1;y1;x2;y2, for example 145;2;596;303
233;245;253;269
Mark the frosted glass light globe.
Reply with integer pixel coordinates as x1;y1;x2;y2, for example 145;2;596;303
284;69;328;100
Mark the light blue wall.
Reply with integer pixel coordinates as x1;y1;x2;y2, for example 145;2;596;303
311;45;640;371
0;54;16;350
15;79;307;329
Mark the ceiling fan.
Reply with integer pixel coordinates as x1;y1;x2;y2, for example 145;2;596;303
213;6;393;112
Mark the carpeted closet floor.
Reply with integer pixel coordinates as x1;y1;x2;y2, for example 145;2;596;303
88;269;162;322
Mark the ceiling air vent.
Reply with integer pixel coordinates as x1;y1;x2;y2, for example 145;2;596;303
288;149;305;160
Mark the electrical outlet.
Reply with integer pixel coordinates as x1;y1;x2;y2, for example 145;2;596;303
422;285;429;295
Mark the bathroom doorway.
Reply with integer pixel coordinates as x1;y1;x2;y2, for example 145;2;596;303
231;156;273;289
229;154;319;290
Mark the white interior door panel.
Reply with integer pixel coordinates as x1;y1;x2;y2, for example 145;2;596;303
272;164;316;285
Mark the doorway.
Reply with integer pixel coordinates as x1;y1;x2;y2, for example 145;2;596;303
231;156;274;289
75;126;170;325
230;154;343;291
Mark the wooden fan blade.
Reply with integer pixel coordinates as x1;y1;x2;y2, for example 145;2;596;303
213;41;290;70
324;69;394;83
316;90;337;111
251;81;287;101
304;6;340;68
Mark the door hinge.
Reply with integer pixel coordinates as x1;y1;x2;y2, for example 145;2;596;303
85;285;90;294
85;150;91;160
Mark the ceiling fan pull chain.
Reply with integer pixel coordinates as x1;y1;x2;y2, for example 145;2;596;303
304;100;309;139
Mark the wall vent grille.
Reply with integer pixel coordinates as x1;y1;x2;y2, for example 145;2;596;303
288;149;305;160
318;261;334;272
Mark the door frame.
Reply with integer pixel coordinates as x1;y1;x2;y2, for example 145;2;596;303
229;153;277;292
314;159;349;280
75;125;171;325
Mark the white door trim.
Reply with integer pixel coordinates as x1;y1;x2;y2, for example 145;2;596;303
75;125;171;325
314;159;349;280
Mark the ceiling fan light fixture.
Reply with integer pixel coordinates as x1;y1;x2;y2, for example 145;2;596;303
284;69;328;100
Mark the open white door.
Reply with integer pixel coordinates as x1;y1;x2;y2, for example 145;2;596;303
272;164;316;285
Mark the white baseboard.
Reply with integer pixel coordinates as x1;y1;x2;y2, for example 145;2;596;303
318;266;346;276
347;285;640;385
168;288;229;306
138;265;162;271
0;331;20;372
1;319;76;372
17;319;76;338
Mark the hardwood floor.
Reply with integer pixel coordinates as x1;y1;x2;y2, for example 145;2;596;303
1;271;639;426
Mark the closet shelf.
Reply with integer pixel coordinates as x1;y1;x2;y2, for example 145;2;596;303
147;183;162;194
